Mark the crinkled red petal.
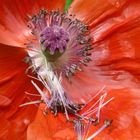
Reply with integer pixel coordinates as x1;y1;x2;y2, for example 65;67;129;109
0;44;42;140
0;0;65;47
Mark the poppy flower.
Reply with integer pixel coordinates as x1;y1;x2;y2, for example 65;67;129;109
0;0;140;140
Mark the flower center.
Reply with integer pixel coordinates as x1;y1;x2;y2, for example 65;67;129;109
26;10;92;77
40;25;69;62
23;10;113;139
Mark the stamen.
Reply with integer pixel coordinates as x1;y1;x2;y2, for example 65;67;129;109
74;120;84;140
82;96;114;118
25;91;41;97
81;88;107;117
27;74;40;81
44;58;70;120
83;120;92;140
37;75;52;95
31;80;49;105
86;120;112;140
26;47;40;53
82;86;106;109
25;65;34;74
19;100;42;107
96;93;107;121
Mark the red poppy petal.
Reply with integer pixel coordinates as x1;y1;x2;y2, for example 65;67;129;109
69;0;128;25
36;0;66;11
27;104;76;140
90;0;140;43
63;0;140;102
86;89;140;140
0;44;42;140
94;11;140;82
26;88;140;140
70;0;140;43
63;1;140;139
0;0;65;47
0;95;11;107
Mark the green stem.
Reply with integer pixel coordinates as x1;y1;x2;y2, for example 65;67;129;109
64;0;73;12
